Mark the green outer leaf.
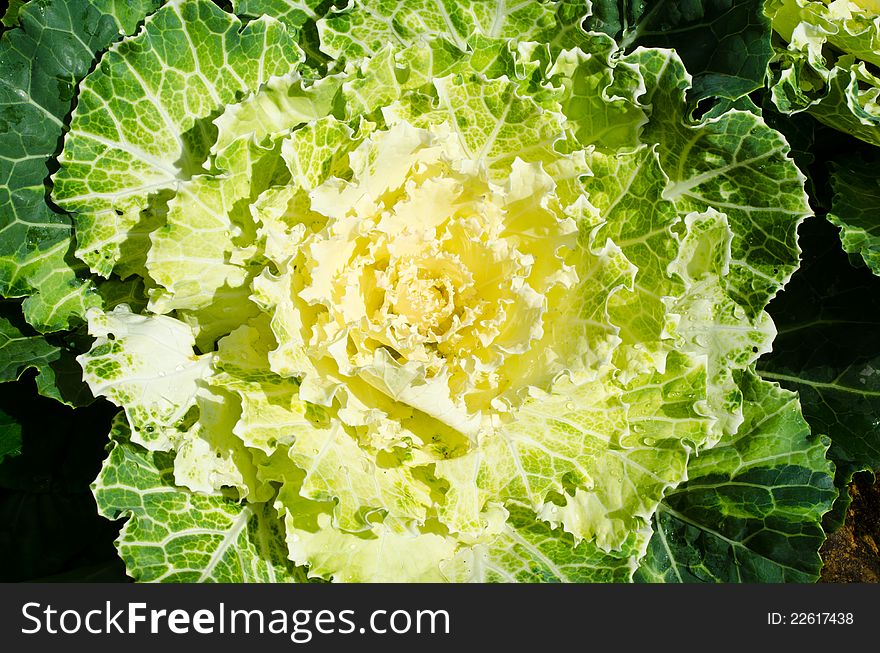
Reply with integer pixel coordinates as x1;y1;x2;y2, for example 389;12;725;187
339;38;512;119
631;47;810;318
0;0;157;331
51;0;304;277
828;155;880;275
442;505;641;582
585;0;773;109
0;309;91;406
757;216;880;528
771;51;880;148
280;115;360;190
635;372;836;582
429;72;565;179
585;146;681;345
93;415;306;583
232;0;340;70
71;8;817;584
0;408;22;463
95;276;149;315
760;90;819;199
804;64;880;147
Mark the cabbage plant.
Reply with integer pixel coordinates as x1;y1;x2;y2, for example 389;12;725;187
0;0;842;582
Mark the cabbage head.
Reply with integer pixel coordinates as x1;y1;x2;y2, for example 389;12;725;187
37;0;832;582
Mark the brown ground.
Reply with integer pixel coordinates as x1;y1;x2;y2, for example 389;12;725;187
819;472;880;583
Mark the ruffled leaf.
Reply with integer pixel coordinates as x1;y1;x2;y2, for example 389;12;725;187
94;415;304;582
635;372;836;582
767;0;880;145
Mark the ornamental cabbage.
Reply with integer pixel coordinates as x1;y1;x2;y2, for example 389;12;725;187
0;0;838;583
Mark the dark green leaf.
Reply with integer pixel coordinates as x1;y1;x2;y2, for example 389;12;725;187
758;216;880;528
828;154;880;276
0;0;160;332
0;408;22;463
635;371;836;582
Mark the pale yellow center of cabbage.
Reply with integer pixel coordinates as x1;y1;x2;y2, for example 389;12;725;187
389;261;456;337
283;121;581;431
